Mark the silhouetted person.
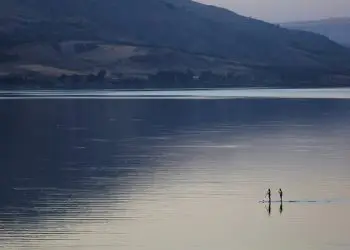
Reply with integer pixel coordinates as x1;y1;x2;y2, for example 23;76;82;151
278;188;283;202
266;188;271;203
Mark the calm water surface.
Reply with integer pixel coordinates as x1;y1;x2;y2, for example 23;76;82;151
1;90;350;250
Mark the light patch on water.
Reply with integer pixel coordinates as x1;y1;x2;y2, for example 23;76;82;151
2;88;350;99
152;144;244;149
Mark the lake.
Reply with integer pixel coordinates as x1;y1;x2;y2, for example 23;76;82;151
1;89;350;250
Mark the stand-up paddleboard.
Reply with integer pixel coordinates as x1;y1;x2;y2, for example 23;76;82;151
259;200;280;203
259;200;332;204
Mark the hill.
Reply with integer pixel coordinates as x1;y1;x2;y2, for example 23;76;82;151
282;18;350;47
0;0;350;88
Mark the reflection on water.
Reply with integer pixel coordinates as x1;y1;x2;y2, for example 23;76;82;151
266;202;272;216
1;96;350;250
2;88;350;99
280;202;284;215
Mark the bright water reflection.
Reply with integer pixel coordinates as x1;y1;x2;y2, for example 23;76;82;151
1;94;350;250
2;88;350;99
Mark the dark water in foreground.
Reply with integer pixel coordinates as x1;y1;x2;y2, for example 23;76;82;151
1;92;350;249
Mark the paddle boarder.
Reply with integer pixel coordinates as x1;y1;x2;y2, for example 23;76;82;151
278;188;283;202
265;188;271;203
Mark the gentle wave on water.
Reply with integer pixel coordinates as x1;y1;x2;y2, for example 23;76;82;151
2;88;350;99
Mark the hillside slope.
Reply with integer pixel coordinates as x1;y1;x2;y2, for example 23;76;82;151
1;0;350;70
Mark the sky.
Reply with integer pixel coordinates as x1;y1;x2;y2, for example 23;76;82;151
196;0;350;22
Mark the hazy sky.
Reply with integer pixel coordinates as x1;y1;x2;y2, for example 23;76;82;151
196;0;350;22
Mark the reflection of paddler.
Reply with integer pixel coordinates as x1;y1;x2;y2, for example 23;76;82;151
265;188;271;202
267;202;271;216
278;188;283;202
279;202;283;215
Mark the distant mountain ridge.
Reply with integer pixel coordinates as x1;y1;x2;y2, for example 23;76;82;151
282;17;350;47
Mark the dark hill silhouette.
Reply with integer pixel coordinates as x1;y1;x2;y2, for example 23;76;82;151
1;0;350;68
